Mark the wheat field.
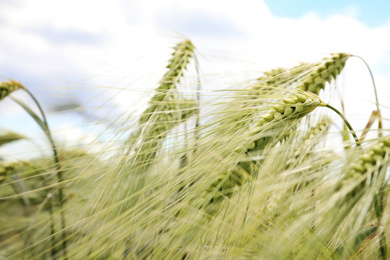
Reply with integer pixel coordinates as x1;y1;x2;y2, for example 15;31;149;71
1;38;389;259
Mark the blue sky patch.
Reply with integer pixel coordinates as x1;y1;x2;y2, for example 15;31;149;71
264;0;390;27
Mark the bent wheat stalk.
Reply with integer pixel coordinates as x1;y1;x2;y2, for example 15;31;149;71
353;55;383;138
325;104;361;148
1;80;68;259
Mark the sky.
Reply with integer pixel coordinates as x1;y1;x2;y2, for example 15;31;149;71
265;0;390;27
0;0;390;159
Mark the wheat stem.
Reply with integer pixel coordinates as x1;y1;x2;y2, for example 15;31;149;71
9;95;68;259
325;104;361;148
374;192;388;259
193;53;201;153
353;55;382;138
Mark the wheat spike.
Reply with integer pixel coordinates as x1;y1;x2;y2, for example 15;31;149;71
297;53;350;95
0;80;25;100
140;39;195;124
0;160;30;184
134;39;196;169
202;91;326;215
245;91;325;151
255;63;309;90
0;161;20;184
285;116;332;169
339;136;390;199
251;52;349;97
0;130;26;146
230;53;347;140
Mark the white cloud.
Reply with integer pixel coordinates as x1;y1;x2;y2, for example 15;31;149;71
1;0;390;153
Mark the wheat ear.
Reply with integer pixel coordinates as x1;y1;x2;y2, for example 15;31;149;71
233;63;311;124
0;130;26;146
297;53;350;95
0;161;25;185
333;136;390;259
226;53;347;139
252;52;349;96
285;116;332;169
139;39;195;124
133;40;196;170
255;63;310;90
339;136;390;198
233;53;348;150
0;79;25;100
202;91;326;216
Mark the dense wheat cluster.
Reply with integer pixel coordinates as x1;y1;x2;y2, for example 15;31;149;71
1;38;389;259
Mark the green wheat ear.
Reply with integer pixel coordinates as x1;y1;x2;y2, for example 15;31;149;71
133;39;196;170
201;91;326;216
0;130;26;146
285;116;332;170
251;52;349;95
333;225;384;259
230;53;349;143
255;63;309;90
338;136;390;199
0;79;25;100
297;53;350;95
0;161;26;185
139;39;195;124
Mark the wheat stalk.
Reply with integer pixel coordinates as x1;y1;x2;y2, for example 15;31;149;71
3;82;68;258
